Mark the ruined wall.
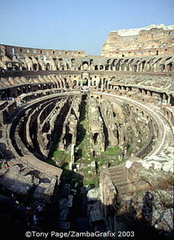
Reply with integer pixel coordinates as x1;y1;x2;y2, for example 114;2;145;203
88;97;105;154
90;95;154;159
3;44;85;58
1;46;174;74
102;24;174;57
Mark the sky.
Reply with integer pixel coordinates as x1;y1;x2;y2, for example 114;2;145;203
0;0;174;55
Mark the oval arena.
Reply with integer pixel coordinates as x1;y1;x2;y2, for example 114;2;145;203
0;24;174;239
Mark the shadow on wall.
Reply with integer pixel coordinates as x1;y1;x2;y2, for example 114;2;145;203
0;174;62;240
93;190;173;240
0;171;173;240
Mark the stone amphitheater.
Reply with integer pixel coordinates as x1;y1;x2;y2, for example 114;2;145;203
0;24;174;239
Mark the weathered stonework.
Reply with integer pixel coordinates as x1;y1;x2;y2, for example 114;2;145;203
102;24;174;57
0;24;173;237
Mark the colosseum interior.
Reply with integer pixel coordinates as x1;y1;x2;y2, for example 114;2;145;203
0;24;174;239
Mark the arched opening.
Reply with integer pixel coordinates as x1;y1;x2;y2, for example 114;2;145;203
82;78;88;86
167;63;172;73
33;63;37;71
82;61;88;71
105;65;109;70
82;61;88;65
142;61;146;71
90;59;94;65
72;80;77;88
17;88;22;96
93;133;98;145
100;65;103;70
113;112;116;117
23;87;26;93
46;63;50;70
160;64;165;72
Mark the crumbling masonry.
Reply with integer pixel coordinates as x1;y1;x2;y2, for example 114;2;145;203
0;24;173;236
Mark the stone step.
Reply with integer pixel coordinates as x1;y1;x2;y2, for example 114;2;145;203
109;172;127;179
109;170;126;174
112;180;129;187
109;165;125;171
109;168;126;175
110;176;127;182
110;171;126;176
109;170;126;177
109;165;134;195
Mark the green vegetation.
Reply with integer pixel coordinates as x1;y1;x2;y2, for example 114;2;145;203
48;147;71;169
76;100;91;164
105;146;120;157
75;100;123;187
47;98;122;188
84;178;97;187
75;100;98;187
79;163;98;187
125;125;149;156
94;146;121;167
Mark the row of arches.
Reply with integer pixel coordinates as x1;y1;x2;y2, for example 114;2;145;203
1;54;173;74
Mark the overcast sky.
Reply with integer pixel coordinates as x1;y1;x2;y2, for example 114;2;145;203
0;0;174;55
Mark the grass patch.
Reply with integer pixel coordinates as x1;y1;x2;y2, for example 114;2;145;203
83;178;97;187
94;146;121;167
76;100;91;164
105;146;120;157
47;148;71;169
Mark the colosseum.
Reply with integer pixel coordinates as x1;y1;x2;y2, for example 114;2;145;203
0;24;174;239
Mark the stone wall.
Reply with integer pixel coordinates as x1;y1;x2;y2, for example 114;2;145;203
102;24;174;57
0;25;174;236
1;44;174;74
2;44;85;58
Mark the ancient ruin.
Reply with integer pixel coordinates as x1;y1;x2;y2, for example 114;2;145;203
0;24;174;239
102;24;174;57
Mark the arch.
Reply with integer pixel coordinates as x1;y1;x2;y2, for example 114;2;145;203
107;59;111;64
105;64;109;70
93;133;98;145
46;63;50;70
33;63;38;71
73;80;77;86
82;61;89;71
167;63;172;72
90;59;94;64
82;78;88;86
100;65;104;70
82;61;89;65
